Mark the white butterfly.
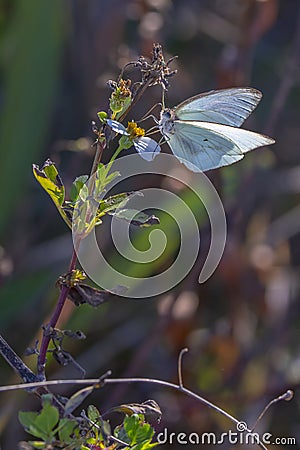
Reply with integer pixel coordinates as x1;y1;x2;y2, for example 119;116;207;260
158;87;275;172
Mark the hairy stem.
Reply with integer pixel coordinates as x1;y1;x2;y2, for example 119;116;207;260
0;335;39;383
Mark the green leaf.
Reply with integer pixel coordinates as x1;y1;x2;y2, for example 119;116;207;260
88;404;101;424
57;418;77;444
35;399;59;437
32;159;71;228
134;421;154;444
94;163;120;198
97;111;108;123
97;191;142;218
111;209;160;227
19;411;48;441
115;415;157;449
19;411;39;432
33;159;64;205
72;164;122;238
126;415;158;449
70;175;89;202
114;424;130;446
115;95;132;120
28;441;47;449
87;405;112;444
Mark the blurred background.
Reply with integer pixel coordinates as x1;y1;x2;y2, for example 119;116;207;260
1;0;300;448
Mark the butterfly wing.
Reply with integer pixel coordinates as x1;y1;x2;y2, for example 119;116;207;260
165;121;275;172
175;88;262;127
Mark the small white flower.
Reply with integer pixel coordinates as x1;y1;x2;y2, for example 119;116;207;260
106;119;161;161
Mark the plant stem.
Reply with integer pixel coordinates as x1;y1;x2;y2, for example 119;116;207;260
38;140;107;377
0;335;71;415
37;248;78;377
0;335;39;383
90;136;106;179
109;143;125;165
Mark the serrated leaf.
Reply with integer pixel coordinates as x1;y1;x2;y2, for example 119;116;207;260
32;159;71;227
111;209;159;227
121;415;156;448
70;175;89;202
124;415;142;444
57;418;77;443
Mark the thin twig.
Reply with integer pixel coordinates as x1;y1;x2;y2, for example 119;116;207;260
178;347;188;388
90;138;106;180
251;390;294;432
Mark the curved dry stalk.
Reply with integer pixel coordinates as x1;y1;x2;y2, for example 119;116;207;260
251;389;294;432
177;347;188;388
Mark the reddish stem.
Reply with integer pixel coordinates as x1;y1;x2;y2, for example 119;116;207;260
37;139;105;377
37;248;78;377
